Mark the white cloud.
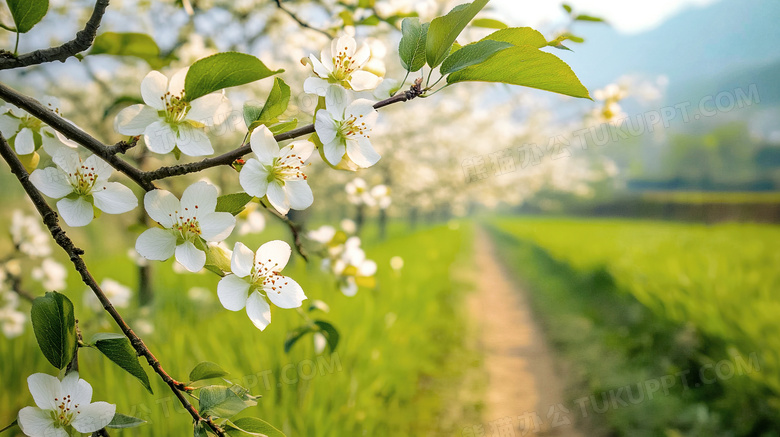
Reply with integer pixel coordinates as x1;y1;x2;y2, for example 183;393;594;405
491;0;721;34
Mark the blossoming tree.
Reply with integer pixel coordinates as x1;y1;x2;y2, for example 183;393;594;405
0;0;595;435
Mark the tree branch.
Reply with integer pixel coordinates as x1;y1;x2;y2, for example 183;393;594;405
144;88;422;183
0;134;225;437
274;0;332;38
0;0;110;70
0;81;155;191
260;201;308;261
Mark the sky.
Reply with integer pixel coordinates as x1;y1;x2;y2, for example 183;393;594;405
492;0;721;34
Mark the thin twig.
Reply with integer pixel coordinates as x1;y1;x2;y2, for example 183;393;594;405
274;0;332;38
0;0;110;70
0;134;225;437
0;81;154;190
260;201;308;262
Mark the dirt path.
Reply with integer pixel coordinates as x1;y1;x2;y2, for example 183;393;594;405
468;229;584;437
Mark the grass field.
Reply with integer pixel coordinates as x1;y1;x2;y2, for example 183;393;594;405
489;217;780;436
0;218;480;436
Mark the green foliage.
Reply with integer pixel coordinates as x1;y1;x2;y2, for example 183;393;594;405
0;420;17;433
225;417;286;437
90;32;168;69
198;385;251;418
215;193;254;216
283;325;313;353
184;52;282;102
481;27;547;48
398;18;428;73
440;40;511;75
92;333;153;394
313;320;339;353
243;78;291;133
470;18;507;29
268;120;298;135
189;361;229;382
107;413;147;429
575;14;605;23
30;291;76;370
447;45;591;99
7;0;48;33
425;0;490;68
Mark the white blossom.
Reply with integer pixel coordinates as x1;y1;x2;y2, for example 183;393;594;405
303;35;382;96
315;86;380;169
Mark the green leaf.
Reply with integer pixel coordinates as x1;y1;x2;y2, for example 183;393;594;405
244;78;291;132
194;423;208;437
225;417;286;437
471;18;507;29
215;193;254;216
575;14;605;23
31;292;76;370
482;27;547;49
440;40;512;75
107;413;147;429
268;120;298;135
284;325;313;353
184;52;283;102
7;0;48;33
190;361;229;382
0;420;17;433
562;4;572;13
398;18;429;73
314;320;340;353
199;386;249;418
90;32;165;68
446;45;591;99
426;0;490;68
93;333;153;394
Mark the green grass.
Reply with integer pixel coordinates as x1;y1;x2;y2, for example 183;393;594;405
640;191;780;205
488;217;780;436
0;219;480;436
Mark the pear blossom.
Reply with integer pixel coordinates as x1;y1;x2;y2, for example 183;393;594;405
29;149;138;227
345;178;373;205
84;279;132;311
217;241;306;331
135;181;236;273
315;85;380;168
237;205;267;236
114;69;231;157
340;219;357;235
390;256;404;272
307;225;336;244
0;98;78;156
17;372;116;437
370;184;391;209
303;35;382;96
31;258;68;291
11;210;52;258
238;126;315;215
0;287;25;339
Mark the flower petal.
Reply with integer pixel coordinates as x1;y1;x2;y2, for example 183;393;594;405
346;99;378;124
360;259;377;276
334;35;356;59
27;373;61;411
319;48;334;72
70;401;116;433
181;181;218;215
60;371;92;406
314;109;338;144
168;68;188;96
322;137;345;166
246;292;272;331
52;147;80;174
14;127;35;155
231;242;255;278
303;76;329;96
264;275;306;309
144;189;180;227
346;137;380;168
0;114;20;138
255;240;291;271
353;41;371;66
249;125;279;164
266;181;289;215
341;277;358;297
217;274;251;311
187;93;230;125
92;182;138;214
83;154;114;182
325;85;349;116
177;124;213;157
199;212;236;242
175;241;206;272
56;197;94;227
141;71;168;110
239;158;270;198
30;167;72;199
18;406;67;437
309;53;331;77
135;228;176;261
285;180;313;211
114;104;160;135
348;70;381;91
143;121;177;154
283;140;315;162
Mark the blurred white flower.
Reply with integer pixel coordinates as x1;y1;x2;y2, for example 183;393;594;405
340;219;356;235
11;210;52;258
84;279;132;312
31;258;67;291
371;184;391;209
237;208;266;236
390;256;404;271
187;286;213;304
0;289;25;338
345;178;373;206
308;225;336;244
313;332;327;354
